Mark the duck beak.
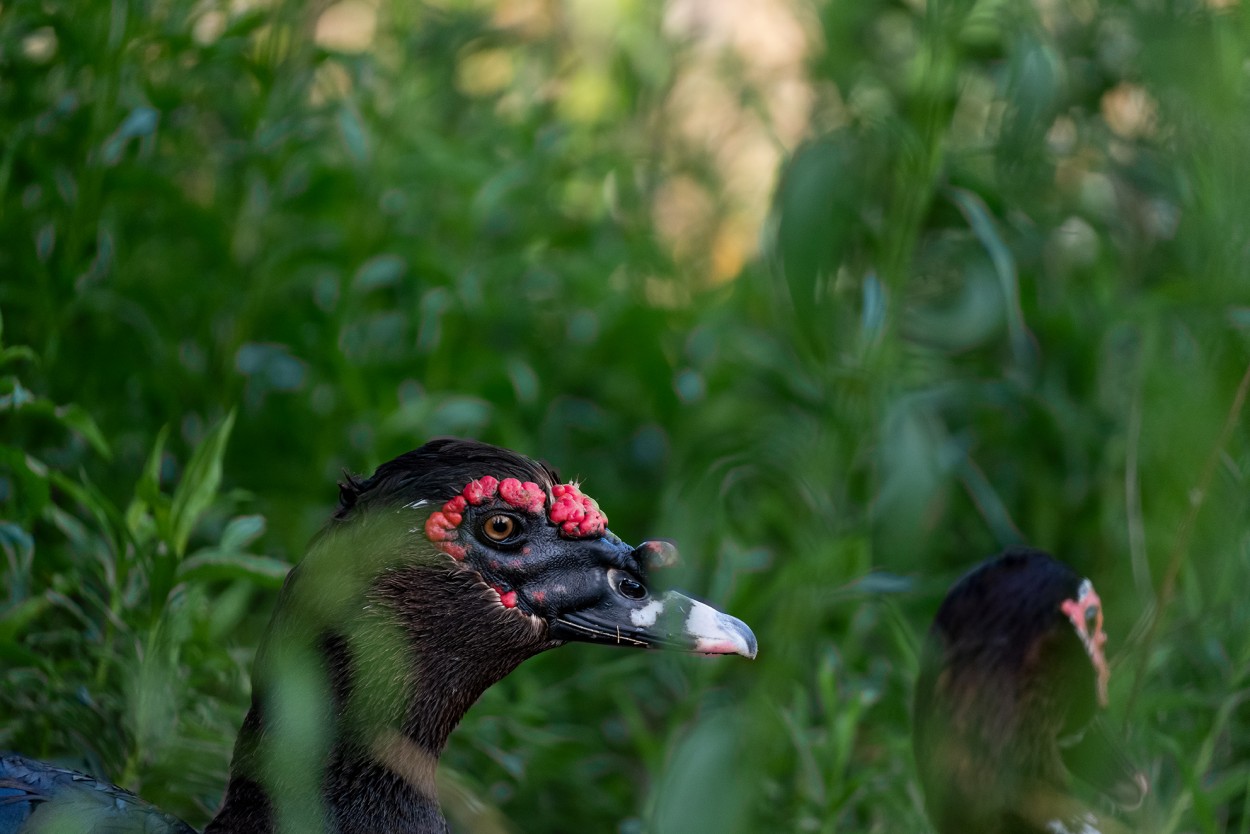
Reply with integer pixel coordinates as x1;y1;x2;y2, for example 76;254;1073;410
552;589;758;659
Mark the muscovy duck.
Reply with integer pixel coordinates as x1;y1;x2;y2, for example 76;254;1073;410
913;547;1148;834
2;438;757;833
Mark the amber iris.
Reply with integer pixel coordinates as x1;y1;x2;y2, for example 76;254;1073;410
483;514;517;542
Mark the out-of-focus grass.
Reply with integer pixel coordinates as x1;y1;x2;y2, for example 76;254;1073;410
3;0;1250;832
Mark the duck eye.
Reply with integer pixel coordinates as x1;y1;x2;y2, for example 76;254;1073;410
483;514;517;542
617;576;647;600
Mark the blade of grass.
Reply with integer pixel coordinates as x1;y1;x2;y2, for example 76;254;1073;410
1122;360;1250;718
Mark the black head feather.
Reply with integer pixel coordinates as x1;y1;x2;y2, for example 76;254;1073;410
334;438;559;521
927;548;1088;697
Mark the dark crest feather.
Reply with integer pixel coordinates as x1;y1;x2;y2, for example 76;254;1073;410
334;437;560;520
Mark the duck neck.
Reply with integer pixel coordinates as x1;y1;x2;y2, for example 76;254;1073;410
208;565;551;834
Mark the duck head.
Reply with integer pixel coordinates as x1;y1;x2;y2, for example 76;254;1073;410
210;438;756;834
332;437;757;661
913;547;1147;834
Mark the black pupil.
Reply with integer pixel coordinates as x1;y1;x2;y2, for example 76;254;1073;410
490;517;511;537
619;578;645;599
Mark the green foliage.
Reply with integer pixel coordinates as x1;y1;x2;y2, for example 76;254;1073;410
1;341;275;818
3;0;1250;832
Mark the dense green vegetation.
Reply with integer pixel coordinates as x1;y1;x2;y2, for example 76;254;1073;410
3;0;1250;831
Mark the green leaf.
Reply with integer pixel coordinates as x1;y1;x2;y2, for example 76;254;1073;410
0;521;34;597
0;595;52;643
0;641;45;669
136;424;170;505
169;410;236;558
0;345;37;367
773;135;863;311
352;253;406;293
220;514;266;551
337;104;371;164
0;447;51;524
0;376;42;410
222;7;269;38
48;469;129;573
0;378;109;459
850;571;915;595
177;550;290;588
53;403;112;459
0;520;34;561
946;187;1035;368
128;424;171;542
41;503;100;562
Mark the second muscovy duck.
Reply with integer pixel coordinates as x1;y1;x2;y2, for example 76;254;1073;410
913;547;1148;834
1;438;757;833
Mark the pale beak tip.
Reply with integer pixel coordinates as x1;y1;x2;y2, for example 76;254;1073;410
739;626;759;660
691;611;758;659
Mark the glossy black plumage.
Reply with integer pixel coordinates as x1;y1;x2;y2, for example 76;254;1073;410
913;548;1146;834
4;439;756;834
0;754;194;834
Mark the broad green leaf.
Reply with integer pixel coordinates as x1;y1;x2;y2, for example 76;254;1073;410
0;641;44;669
48;469;128;573
41;504;99;563
337;104;371;164
0;595;52;643
176;550;290;588
0;520;34;562
352;253;406;294
946;186;1034;368
101;105;159;166
0;345;36;367
849;571;914;595
53;403;112;459
128;424;171;542
0;520;34;597
773;135;862;312
0;382;109;458
169;410;236;558
222;7;269;38
0;376;42;410
0;448;51;524
220;514;266;551
136;424;170;505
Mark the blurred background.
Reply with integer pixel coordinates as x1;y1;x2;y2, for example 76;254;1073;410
3;0;1249;830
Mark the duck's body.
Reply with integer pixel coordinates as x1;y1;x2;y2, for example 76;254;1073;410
913;548;1146;834
3;439;757;834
